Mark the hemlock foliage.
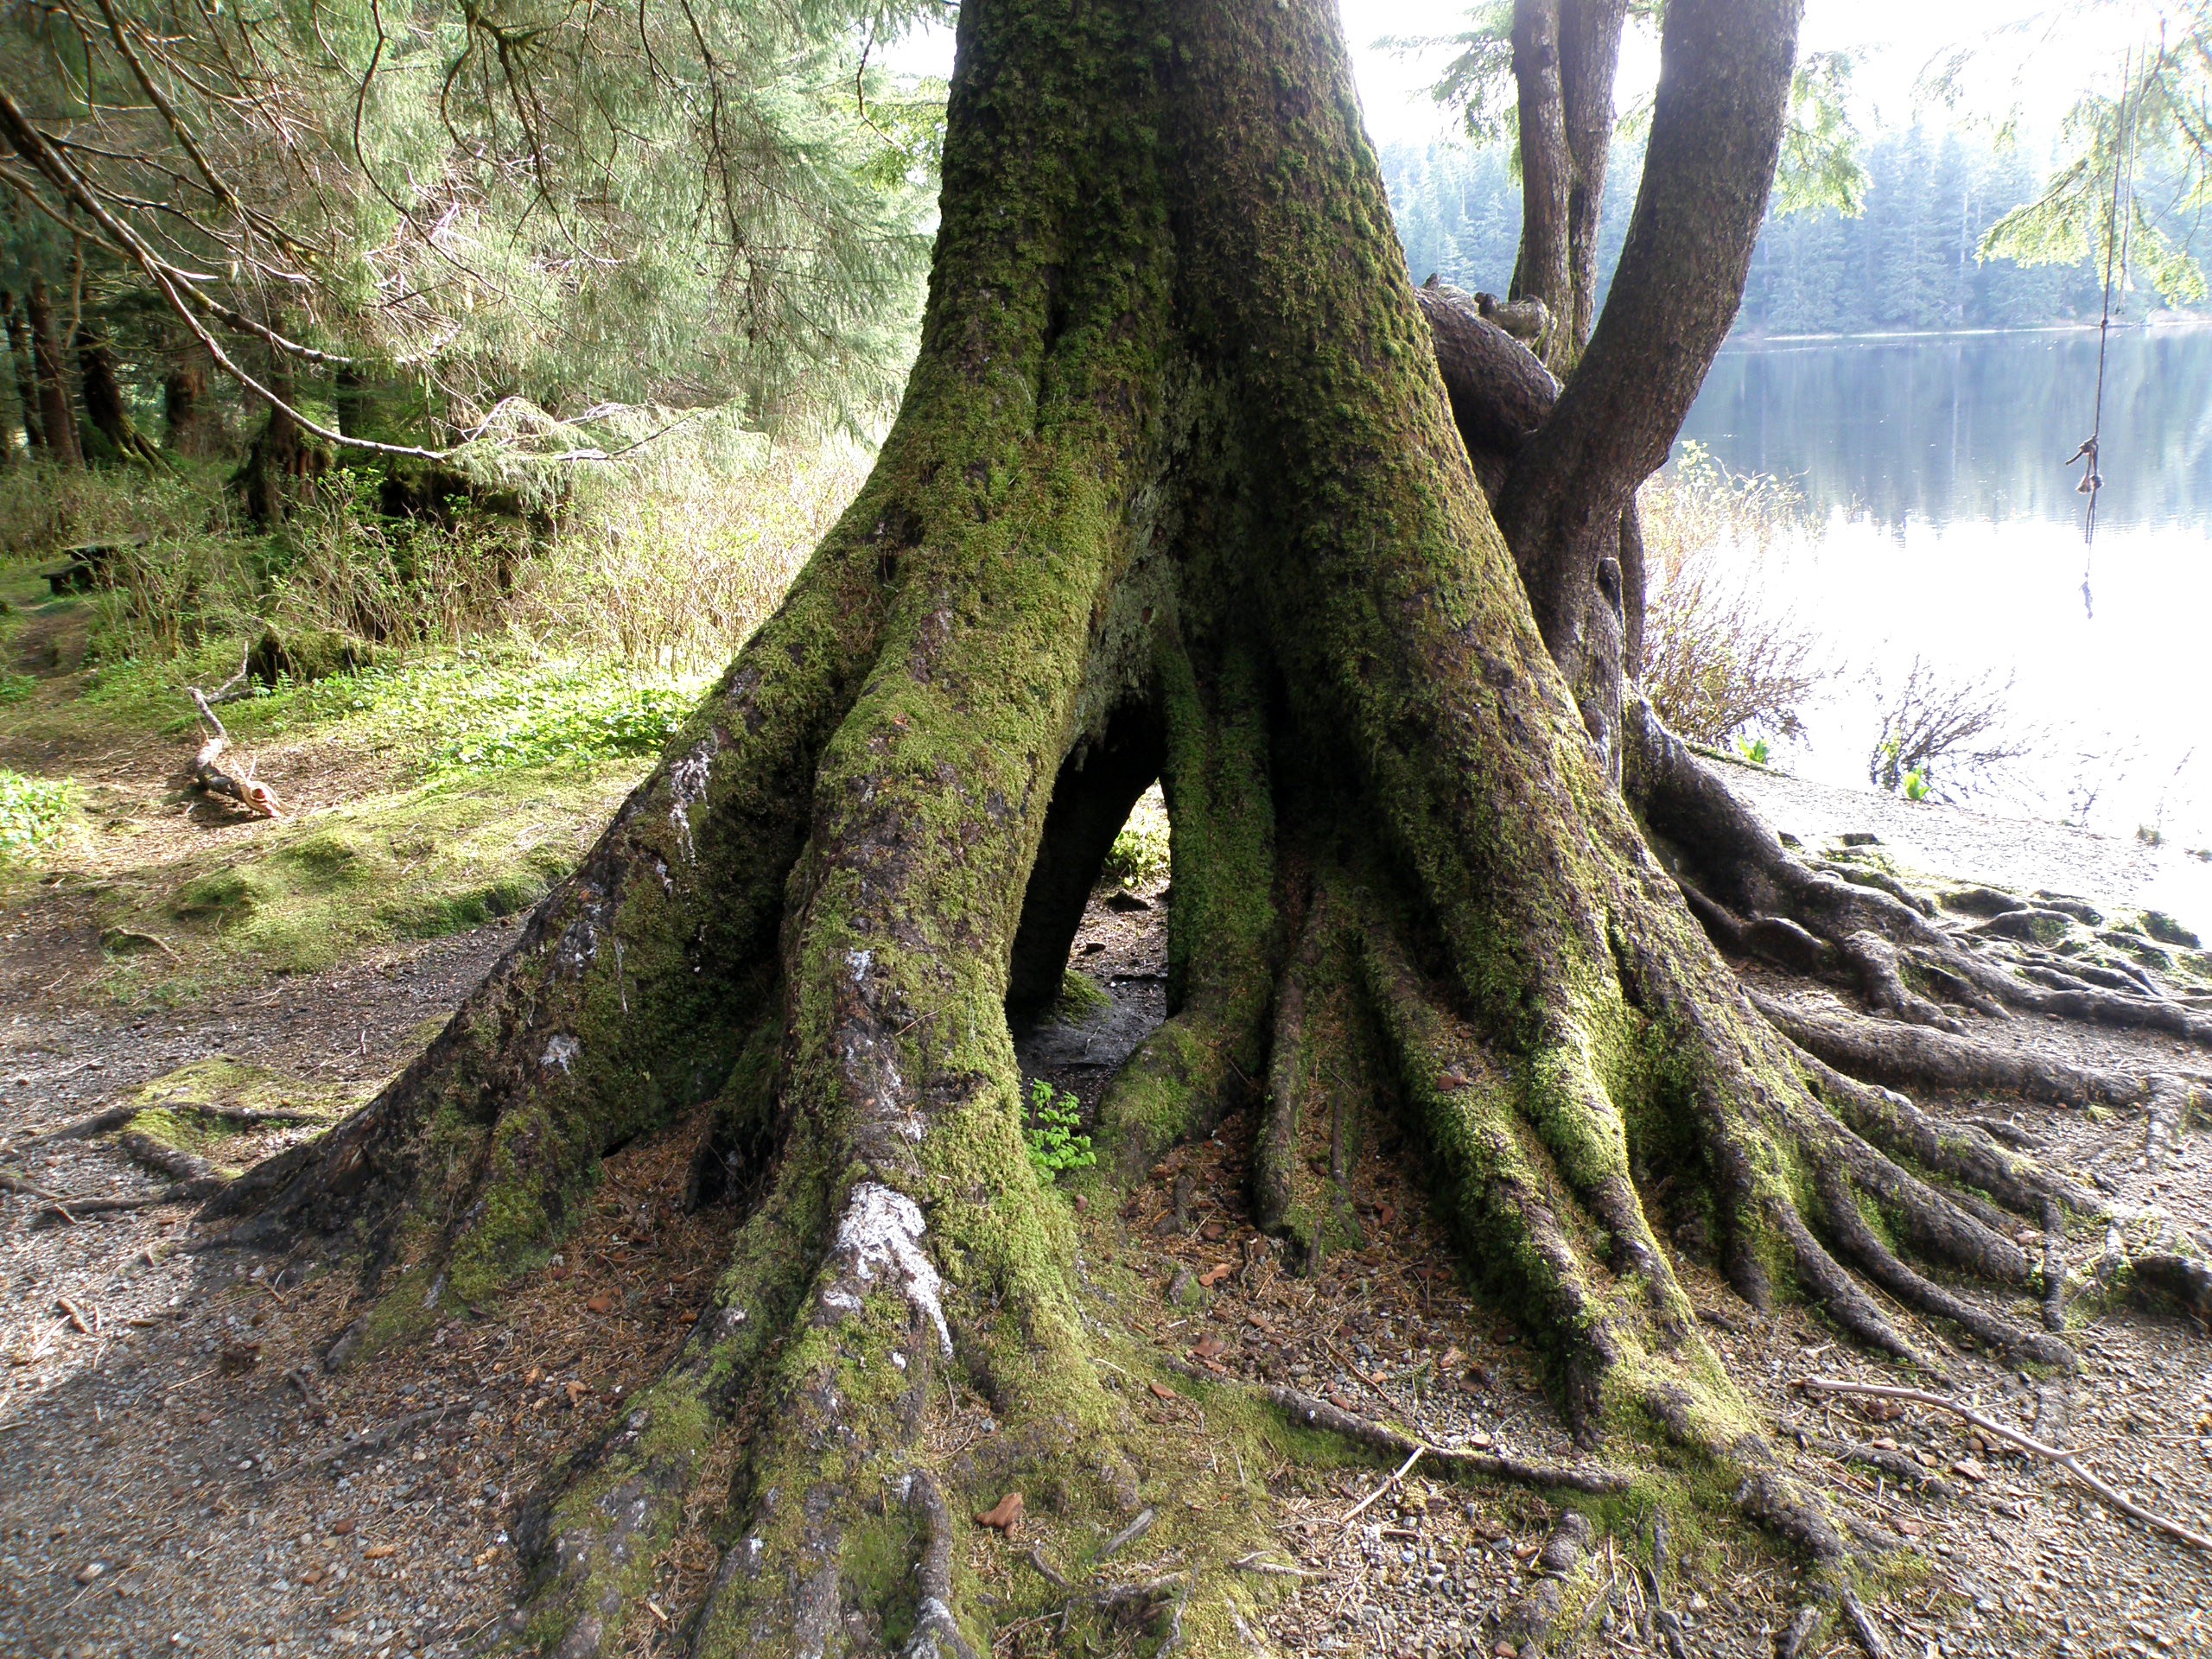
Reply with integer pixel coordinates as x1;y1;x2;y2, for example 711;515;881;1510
0;0;945;455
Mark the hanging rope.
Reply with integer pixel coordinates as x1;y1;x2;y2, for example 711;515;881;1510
2072;46;2142;619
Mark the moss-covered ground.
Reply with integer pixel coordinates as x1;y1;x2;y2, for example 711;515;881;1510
0;558;701;995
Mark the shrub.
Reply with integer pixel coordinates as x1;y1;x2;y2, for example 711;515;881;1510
73;419;868;677
1866;656;2037;804
1639;442;1833;751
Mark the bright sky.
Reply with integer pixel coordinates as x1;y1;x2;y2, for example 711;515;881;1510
891;1;2127;149
1339;0;2101;145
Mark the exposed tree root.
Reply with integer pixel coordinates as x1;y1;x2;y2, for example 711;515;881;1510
906;1471;982;1659
1629;698;2212;1052
1493;1509;1596;1655
1806;1377;2212;1554
1255;1382;1632;1495
1753;994;2145;1108
1789;1429;1957;1498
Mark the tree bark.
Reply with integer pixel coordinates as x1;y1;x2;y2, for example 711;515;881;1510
232;350;328;524
162;341;219;456
22;279;79;467
199;3;2205;1654
1495;0;1799;782
75;321;163;464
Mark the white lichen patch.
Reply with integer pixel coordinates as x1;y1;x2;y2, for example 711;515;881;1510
833;1182;950;1354
667;740;716;863
542;1034;582;1071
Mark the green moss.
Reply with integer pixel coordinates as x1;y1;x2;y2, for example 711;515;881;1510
2143;909;2202;948
115;1058;364;1164
1050;966;1111;1022
147;767;626;975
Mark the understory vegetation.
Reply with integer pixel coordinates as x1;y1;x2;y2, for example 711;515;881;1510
0;434;870;985
1640;442;1833;753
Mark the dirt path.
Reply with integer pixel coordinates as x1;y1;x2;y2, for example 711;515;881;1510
4;781;2212;1658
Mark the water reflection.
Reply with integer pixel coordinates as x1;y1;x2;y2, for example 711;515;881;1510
1663;325;2212;872
1680;325;2212;533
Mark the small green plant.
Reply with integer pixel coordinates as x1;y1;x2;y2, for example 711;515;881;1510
0;770;74;860
1097;783;1170;890
1734;734;1771;766
0;671;37;705
1903;768;1931;802
1023;1077;1095;1184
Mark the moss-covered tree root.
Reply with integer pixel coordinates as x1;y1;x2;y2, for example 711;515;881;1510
199;0;2212;1653
1629;696;2212;1056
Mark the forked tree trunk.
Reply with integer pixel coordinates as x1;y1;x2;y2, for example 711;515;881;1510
203;2;2207;1655
1495;0;1796;782
1509;0;1629;372
22;279;79;467
75;322;164;465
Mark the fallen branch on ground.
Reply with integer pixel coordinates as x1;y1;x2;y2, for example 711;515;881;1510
185;686;281;817
115;1131;225;1189
1804;1376;2212;1553
1255;1382;1630;1495
6;1100;319;1158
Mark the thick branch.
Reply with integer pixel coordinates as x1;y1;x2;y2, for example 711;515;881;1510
1495;0;1798;660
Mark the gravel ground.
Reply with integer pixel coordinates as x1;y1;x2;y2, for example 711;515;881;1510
1725;760;2212;941
4;779;2212;1658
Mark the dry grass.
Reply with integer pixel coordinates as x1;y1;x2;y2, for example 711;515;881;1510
4;420;869;676
518;426;871;670
1638;442;1834;753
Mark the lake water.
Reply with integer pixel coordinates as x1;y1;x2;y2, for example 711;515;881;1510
1674;323;2212;866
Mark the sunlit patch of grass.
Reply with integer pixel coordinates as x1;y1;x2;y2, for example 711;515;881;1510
150;765;636;974
265;654;715;774
0;768;76;860
118;1058;370;1170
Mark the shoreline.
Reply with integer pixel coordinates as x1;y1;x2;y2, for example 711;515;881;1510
1717;753;2212;933
1720;316;2212;350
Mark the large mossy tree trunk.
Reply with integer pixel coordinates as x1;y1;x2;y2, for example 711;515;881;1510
162;340;219;457
75;322;164;465
233;351;331;525
204;1;2206;1655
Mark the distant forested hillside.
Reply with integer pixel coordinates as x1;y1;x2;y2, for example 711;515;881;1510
1382;128;2141;337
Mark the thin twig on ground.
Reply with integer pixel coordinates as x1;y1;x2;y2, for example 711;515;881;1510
1804;1376;2212;1552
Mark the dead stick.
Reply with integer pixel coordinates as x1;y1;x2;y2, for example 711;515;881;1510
1805;1377;2212;1552
1343;1443;1422;1525
1839;1584;1891;1659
